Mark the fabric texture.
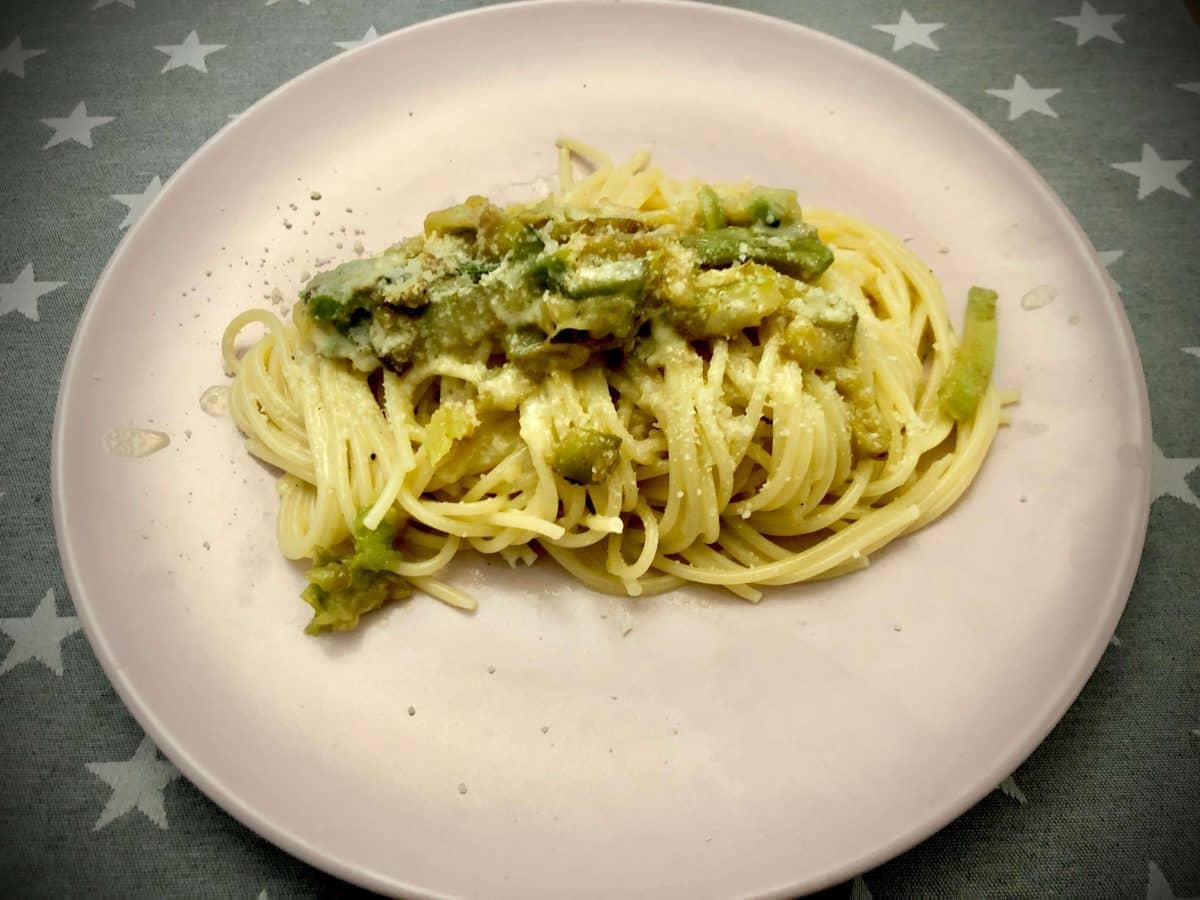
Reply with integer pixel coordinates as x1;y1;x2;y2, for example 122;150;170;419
0;0;1196;896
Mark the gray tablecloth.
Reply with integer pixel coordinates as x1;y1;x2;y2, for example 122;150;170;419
1;0;1197;896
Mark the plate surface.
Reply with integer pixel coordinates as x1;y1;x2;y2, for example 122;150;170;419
52;2;1150;897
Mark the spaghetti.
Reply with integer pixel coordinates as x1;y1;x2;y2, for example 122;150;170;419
222;141;1002;632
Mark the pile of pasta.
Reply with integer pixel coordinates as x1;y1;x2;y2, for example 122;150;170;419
222;140;1004;628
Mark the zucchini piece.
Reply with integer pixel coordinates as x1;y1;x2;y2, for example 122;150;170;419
939;286;999;422
552;428;622;485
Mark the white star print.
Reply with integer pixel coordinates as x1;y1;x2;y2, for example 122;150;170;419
112;176;163;230
0;589;81;677
1183;348;1200;360
93;0;135;8
1151;442;1200;511
86;735;182;830
266;0;311;5
997;775;1028;804
1097;249;1123;291
849;875;873;900
872;10;944;51
155;30;225;74
1178;83;1200;97
986;75;1061;120
0;264;66;321
40;101;114;149
0;37;46;78
1112;144;1192;199
334;26;379;52
1146;860;1199;900
1055;2;1125;45
1060;2;1123;45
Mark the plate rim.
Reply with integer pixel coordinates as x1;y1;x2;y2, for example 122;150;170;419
50;1;1152;896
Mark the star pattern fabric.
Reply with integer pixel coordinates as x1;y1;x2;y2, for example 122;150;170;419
94;0;136;8
155;30;226;74
1054;2;1126;45
1096;249;1124;290
111;176;163;230
986;75;1061;120
40;102;115;149
850;875;874;900
0;264;66;320
1111;145;1193;199
0;37;46;78
334;26;379;52
0;589;81;676
872;11;944;51
1151;443;1200;510
86;735;182;830
1146;861;1199;900
997;775;1028;804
